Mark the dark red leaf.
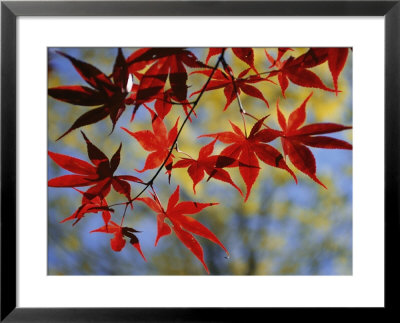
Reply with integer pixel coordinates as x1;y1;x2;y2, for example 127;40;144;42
287;68;335;93
112;48;129;90
56;51;112;90
115;175;143;183
48;175;93;187
48;151;96;175
110;143;122;173
265;48;336;96
286;92;312;132
50;50;131;138
205;48;223;64
49;134;135;201
275;94;352;187
81;131;109;166
130;48;207;118
56;106;109;141
327;48;349;93
48;86;104;106
295;135;352;150
83;179;112;200
232;48;257;73
238;83;269;108
112;177;131;202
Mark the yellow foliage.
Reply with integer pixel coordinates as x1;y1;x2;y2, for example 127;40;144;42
62;234;80;251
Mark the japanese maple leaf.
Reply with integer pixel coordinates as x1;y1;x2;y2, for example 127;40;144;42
91;221;146;260
266;48;293;68
173;138;243;196
205;48;224;64
231;48;258;73
153;88;196;121
191;66;271;110
287;47;349;94
137;186;228;274
205;48;258;73
126;48;208;119
126;87;194;121
48;131;142;201
265;48;336;97
48;48;136;140
200;117;296;201
61;188;113;226
326;48;349;94
276;93;352;187
121;106;179;175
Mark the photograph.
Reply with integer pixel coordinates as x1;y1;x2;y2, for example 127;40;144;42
48;47;353;275
2;0;397;319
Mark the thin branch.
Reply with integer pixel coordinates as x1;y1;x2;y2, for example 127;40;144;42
240;111;248;137
244;111;272;129
158;98;197;105
146;49;226;186
119;203;129;226
108;49;227;209
221;56;248;137
149;184;164;212
175;144;195;160
244;69;278;79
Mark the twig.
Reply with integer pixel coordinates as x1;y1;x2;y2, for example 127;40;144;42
108;49;227;210
244;111;272;129
221;56;248;137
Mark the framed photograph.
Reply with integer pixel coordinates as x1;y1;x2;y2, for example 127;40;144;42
1;1;398;321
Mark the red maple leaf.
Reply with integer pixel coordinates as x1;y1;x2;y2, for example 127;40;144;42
173;138;243;196
266;48;293;68
121;106;179;175
152;88;196;121
61;189;114;226
90;221;146;260
205;48;258;73
200;117;296;201
326;48;349;94
276;93;352;187
231;48;258;73
265;48;337;97
137;186;228;274
126;48;208;119
191;65;271;111
48;131;142;201
48;49;138;140
205;48;224;64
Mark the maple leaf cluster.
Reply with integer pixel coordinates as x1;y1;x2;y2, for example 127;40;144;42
48;47;352;274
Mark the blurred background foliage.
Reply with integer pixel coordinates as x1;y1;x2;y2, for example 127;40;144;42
48;47;352;275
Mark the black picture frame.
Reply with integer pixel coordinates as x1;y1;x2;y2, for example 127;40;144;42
1;1;399;321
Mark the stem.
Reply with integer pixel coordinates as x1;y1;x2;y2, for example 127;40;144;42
221;56;248;137
240;111;248;137
244;69;278;79
175;144;195;160
160;99;197;106
120;203;129;226
244;111;271;129
150;185;164;212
